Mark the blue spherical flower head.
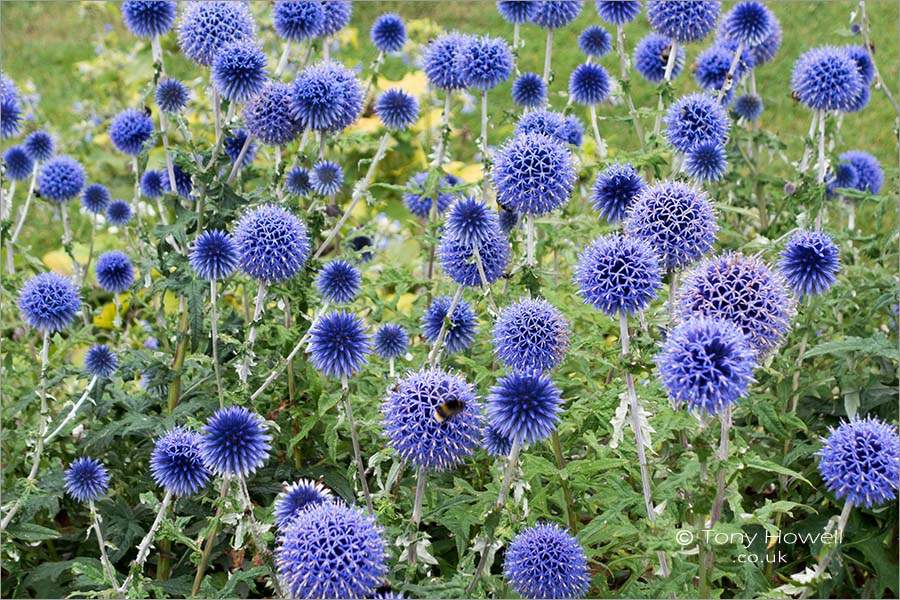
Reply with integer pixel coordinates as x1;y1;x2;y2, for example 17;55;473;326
492;132;575;216
151;426;212;496
624;181;718;271
839;150;883;194
733;93;763;121
646;0;720;44
664;93;729;153
310;160;343;196
373;323;408;359
422;296;478;355
657;317;755;414
308;311;370;378
106;200;133;226
439;228;510;288
845;84;870;113
511;72;547;109
96;250;134;294
596;0;641;25
81;183;111;214
224;128;258;167
200;406;271;477
532;0;584;29
347;235;374;263
1;94;22;139
122;1;177;38
375;88;419;130
244;83;300;146
817;416;900;508
791;46;864;112
0;74;18;101
575;234;662;317
235;205;310;282
499;208;519;233
212;41;268;103
24;130;54;162
446;197;500;246
140;170;165;199
3;146;33;181
38;156;85;203
592;163;646;224
381;368;483;471
155;78;189;114
285;166;311;196
18;272;81;333
635;33;685;83
569;62;611;105
178;1;255;67
320;0;352;36
291;61;364;132
316;259;361;304
579;25;613;58
677;252;795;358
562;116;584;146
685;142;728;182
720;1;774;45
749;15;781;64
403;171;460;218
276;502;387;599
64;457;110;503
497;1;536;24
190;229;239;281
85;344;118;379
488;370;563;446
844;45;875;85
483;421;514;457
459;35;513;92
826;163;859;198
493;297;570;372
503;523;590;600
273;1;324;42
110;108;153;156
694;42;753;100
371;13;406;53
778;230;840;299
514;110;569;144
423;33;468;91
274;479;334;530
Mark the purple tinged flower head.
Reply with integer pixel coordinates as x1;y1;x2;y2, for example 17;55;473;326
381;367;483;471
24;130;55;162
791;46;864;112
439;228;510;288
371;13;406;53
18;272;81;332
483;421;514;457
308;311;370;378
285;166;311;196
664;93;729;153
492;132;575;216
64;457;110;503
497;1;536;24
235;204;310;282
778;230;840;299
446;197;500;246
493;297;569;372
224;128;258;167
290;61;364;132
635;33;685;83
38;156;85;203
320;0;352;36
1;88;21;139
839;150;883;194
151;426;211;496
646;0;721;44
374;88;419;130
156;78;189;113
244;82;300;146
421;296;478;355
190;229;239;281
121;0;176;38
276;502;387;599
177;1;255;67
212;41;268;103
374;323;408;359
310;160;343;195
141;170;165;199
684;141;728;182
720;1;774;45
532;1;584;30
488;370;562;445
514;110;569;144
403;171;460;218
569;62;611;105
575;234;662;316
749;15;781;64
826;162;859;198
503;523;590;600
499;208;519;233
273;1;324;42
106;200;133;226
200;406;271;477
316;259;361;304
595;0;641;25
844;45;875;85
96;250;134;294
84;344;118;379
274;479;334;530
109;109;153;156
423;33;468;91
657;317;755;414
511;72;547;108
591;163;647;224
3;146;33;181
733;93;763;121
694;41;753;101
579;25;613;58
459;35;513;92
817;416;899;508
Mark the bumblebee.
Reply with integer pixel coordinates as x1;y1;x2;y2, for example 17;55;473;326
433;399;466;423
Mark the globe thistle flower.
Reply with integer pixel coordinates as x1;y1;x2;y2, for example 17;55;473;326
290;61;364;132
18;272;81;332
720;1;774;45
733;93;763;121
684;142;728;182
646;0;720;44
439;228;510;288
316;259;361;304
373;323;408;359
151;426;211;496
694;42;754;101
488;370;563;445
244;82;300;146
511;72;547;109
839;150;883;194
569;62;611;105
791;47;864;112
657;317;755;414
84;344;118;379
445;197;500;246
371;13;406;53
778;230;840;299
310;160;344;195
96;250;135;294
483;421;514;457
575;234;662;316
1;94;21;139
81;183;111;214
177;1;255;67
121;0;177;38
423;33;468;91
274;479;334;530
106;200;133;226
37;156;85;203
624;181;718;271
3;146;33;181
320;0;352;37
285;166;311;196
503;523;590;600
109;108;153;156
497;0;536;24
273;1;324;42
492;132;575;216
817;416;900;508
826;163;859;198
24;130;55;162
167;165;194;200
499;208;519;233
224;128;258;167
140;170;165;199
591;163;646;224
421;296;478;355
347;235;374;262
0;74;17;101
276;502;387;599
64;457;110;503
579;25;612;58
381;367;483;471
664;93;729;153
307;311;371;378
595;0;641;25
844;45;875;85
749;15;781;64
190;229;239;281
403;171;460;219
493;297;569;372
200;406;271;477
234;204;310;282
561;116;584;146
212;41;268;103
634;33;685;83
532;0;584;30
845;84;870;113
459;35;513;92
514;110;569;144
678;252;794;358
374;88;419;130
155;78;189;114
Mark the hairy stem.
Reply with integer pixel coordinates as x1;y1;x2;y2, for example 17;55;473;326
118;491;173;594
550;430;578;533
44;375;98;444
427;284;464;366
191;478;231;596
239;281;267;386
798;501;854;600
411;465;427;525
542;28;553;86
616;24;645;151
210;279;224;408
653;41;679;136
716;40;744;104
496;436;523;509
237;477;284;598
589;104;607;158
89;500;122;594
6;163;39;274
342;374;374;514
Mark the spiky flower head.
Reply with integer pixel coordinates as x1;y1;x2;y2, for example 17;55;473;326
579;25;613;58
177;1;255;67
514;110;570;145
499;208;519;233
574;234;662;316
109;109;153;156
778;230;840;299
591;163;647;224
562;116;584;146
839;150;883;194
845;84;870;113
791;46;864;112
274;479;334;530
817;416;899;508
276;502;387;599
749;15;781;64
291;61;364;132
320;0;352;36
37;155;85;203
446;197;500;247
720;1;774;45
84;344;118;379
844;45;875;85
18;272;81;333
316;259;361;304
168;164;194;197
439;228;510;288
0;94;21;140
273;1;324;42
492;132;575;216
224;128;258;167
381;368;483;471
569;62;611;105
733;93;763;121
664;93;729;153
200;406;271;477
151;426;211;496
373;323;408;359
244;82;300;146
694;41;754;101
212;41;268;103
532;0;584;30
310;160;344;196
106;200;133;226
493;297;570;372
497;1;536;24
826;162;859;198
156;78;189;113
234;204;310;282
285;166;311;196
140;170;165;199
190;229;239;281
595;0;641;24
403;171;461;218
375;88;419;130
423;33;468;91
24;130;55;162
483;421;514;457
646;0;720;44
64;457;110;503
422;296;478;356
3;146;33;181
503;523;590;600
635;33;685;83
459;35;513;92
488;370;563;445
307;311;370;378
121;0;177;38
511;72;547;109
684;142;728;182
96;250;134;294
371;13;406;53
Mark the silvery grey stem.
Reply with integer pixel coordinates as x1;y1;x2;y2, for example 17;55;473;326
61;204;72;246
212;87;222;146
798;500;854;600
342;374;374;514
799;110;819;173
668;270;680;327
118;490;173;594
44;375;98;444
525;214;536;266
472;242;498;314
389;357;395;378
589;105;607;158
1;181;15;221
237;476;285;598
708;406;732;528
716;40;744;104
225;133;255;185
210;279;224;408
411;465;427;525
274;38;293;77
131;156;143;229
653;40;679;136
239;281;267;386
191;477;231;596
427;284;464;366
496;435;523;509
815;110;827;229
616;24;645;151
480;91;491;203
81;215;97;288
89;499;122;593
156;111;174;227
542;28;553;86
513;23;519;52
6;163;39;274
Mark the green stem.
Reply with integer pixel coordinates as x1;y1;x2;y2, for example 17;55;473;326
550;430;578;533
167;298;190;414
191;478;230;597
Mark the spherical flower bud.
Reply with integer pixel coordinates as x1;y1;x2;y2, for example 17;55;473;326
64;457;110;503
140;170;165;199
106;200;133;226
720;1;774;45
84;344;118;379
459;35;513;92
664;93;729;153
497;1;536;24
423;33;468;91
421;296;478;356
308;311;370;378
109;108;153;156
190;229;239;281
373;323;408;359
532;0;584;30
24;130;55;162
375;88;419;130
445;197;500;247
574;234;662;316
791;46;864;112
177;1;255;67
579;25;612;58
646;0;720;44
733;93;763;121
595;0;641;25
285;166;311;196
778;230;840;299
492;132;575;216
234;204;310;282
839;150;883;194
244;83;300;146
493;297;569;372
121;0;177;38
483;421;514;457
403;171;461;219
591;163;646;224
200;406;271;477
635;33;685;83
320;0;352;37
96;250;134;294
273;1;324;42
274;479;333;530
224;128;258;167
290;61;364;133
212;41;268;103
3;146;33;181
511;72;547;109
684;142;728;182
154;78;189;115
439;228;510;288
316;259;361;304
569;62;611;105
488;370;562;446
38;156;85;203
310;160;343;196
151;426;211;496
503;523;590;599
371;13;406;53
18;272;81;332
